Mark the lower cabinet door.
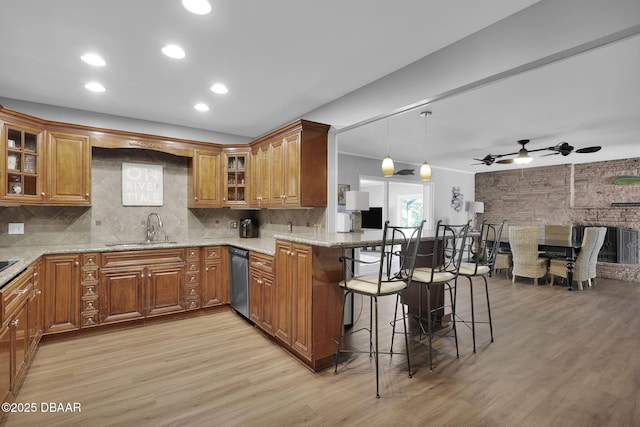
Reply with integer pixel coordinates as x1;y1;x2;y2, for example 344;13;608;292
100;268;145;324
146;264;186;317
0;326;11;405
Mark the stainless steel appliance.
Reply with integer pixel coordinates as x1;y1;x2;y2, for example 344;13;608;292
239;218;258;238
229;246;249;319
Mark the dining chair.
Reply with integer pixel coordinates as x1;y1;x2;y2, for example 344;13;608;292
549;226;606;290
391;220;470;371
509;226;549;286
457;220;505;353
333;220;424;398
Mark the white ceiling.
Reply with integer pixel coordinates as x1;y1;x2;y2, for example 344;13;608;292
1;0;638;173
339;34;640;173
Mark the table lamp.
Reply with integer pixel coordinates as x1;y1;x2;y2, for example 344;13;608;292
345;191;369;232
466;201;484;229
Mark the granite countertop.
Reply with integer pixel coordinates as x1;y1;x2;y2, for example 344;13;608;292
0;229;438;287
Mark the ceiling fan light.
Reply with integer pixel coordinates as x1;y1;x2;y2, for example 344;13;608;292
514;148;532;164
420;161;431;181
381;155;394;177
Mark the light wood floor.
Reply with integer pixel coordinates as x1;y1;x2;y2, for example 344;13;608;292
3;276;640;427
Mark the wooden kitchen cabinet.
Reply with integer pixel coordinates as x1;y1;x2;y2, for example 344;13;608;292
45;130;91;205
99;249;187;324
44;255;80;333
274;241;312;360
188;149;223;208
274;241;344;369
254;120;329;208
100;267;146;324
249;144;270;207
1;120;44;204
249;252;274;335
223;150;248;206
202;246;228;307
0;264;41;407
146;263;186;317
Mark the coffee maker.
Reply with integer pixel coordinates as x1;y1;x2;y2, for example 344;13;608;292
239;218;259;238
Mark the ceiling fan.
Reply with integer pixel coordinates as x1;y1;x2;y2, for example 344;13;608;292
472;139;602;166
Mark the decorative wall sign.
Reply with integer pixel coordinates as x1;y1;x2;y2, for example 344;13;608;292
451;186;464;212
337;184;350;206
613;176;640;185
122;163;164;206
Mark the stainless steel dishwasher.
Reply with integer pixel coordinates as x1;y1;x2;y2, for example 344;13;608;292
229;246;250;319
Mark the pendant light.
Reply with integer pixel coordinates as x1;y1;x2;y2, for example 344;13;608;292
381;118;394;177
419;111;432;181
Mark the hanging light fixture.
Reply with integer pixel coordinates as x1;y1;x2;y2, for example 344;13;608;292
381;118;394;177
419;111;432;181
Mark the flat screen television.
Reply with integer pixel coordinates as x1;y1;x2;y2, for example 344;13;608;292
361;207;383;229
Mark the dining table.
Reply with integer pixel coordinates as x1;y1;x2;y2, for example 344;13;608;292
497;237;583;291
536;238;583;290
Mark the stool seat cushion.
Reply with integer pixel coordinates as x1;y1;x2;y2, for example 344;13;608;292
339;275;407;295
412;267;455;284
458;263;491;276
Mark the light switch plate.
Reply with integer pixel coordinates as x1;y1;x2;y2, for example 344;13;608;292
8;223;24;234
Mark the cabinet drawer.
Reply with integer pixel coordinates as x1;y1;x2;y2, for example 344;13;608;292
82;253;99;267
250;253;274;275
187;261;200;272
186;298;201;311
81;312;99;328
185;284;200;298
187;273;199;285
81;296;99;312
82;268;98;282
186;247;200;260
82;283;99;296
0;267;34;324
101;249;185;268
204;246;223;260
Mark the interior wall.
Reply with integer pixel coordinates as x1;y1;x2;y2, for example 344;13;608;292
0;148;323;247
476;157;640;282
338;153;474;228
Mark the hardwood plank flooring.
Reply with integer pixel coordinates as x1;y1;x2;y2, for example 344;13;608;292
3;277;640;427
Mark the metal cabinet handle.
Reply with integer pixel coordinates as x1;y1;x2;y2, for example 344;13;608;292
11;319;18;327
15;289;28;295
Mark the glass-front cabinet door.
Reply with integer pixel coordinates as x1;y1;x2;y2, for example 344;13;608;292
3;122;44;203
223;151;248;205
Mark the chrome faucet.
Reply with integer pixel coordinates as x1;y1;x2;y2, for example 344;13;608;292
146;213;163;242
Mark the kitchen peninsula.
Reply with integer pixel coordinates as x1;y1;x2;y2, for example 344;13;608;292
0;228;441;411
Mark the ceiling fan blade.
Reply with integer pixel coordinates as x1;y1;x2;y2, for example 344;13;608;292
496;159;514;164
576;146;602;154
540;152;560;157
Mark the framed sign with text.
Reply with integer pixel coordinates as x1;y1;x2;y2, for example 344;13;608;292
122;163;164;206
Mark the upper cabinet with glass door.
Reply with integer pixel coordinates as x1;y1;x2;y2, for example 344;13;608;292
3;121;44;204
223;150;249;206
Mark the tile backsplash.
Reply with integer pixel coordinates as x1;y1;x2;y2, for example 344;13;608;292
0;148;326;247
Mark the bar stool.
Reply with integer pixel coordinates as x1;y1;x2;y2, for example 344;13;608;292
457;220;504;352
333;220;424;398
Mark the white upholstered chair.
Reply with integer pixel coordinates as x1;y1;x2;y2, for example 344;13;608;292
549;226;606;290
509;226;549;286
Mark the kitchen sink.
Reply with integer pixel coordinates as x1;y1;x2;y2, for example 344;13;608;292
105;241;179;247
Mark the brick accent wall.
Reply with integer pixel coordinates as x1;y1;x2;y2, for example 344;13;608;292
475;158;640;282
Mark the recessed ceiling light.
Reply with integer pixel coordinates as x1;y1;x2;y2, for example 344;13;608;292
182;0;211;15
162;44;186;59
80;53;106;66
210;83;228;94
84;81;106;92
194;103;209;112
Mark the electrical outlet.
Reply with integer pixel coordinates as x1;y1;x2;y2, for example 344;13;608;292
8;223;24;234
230;221;238;229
